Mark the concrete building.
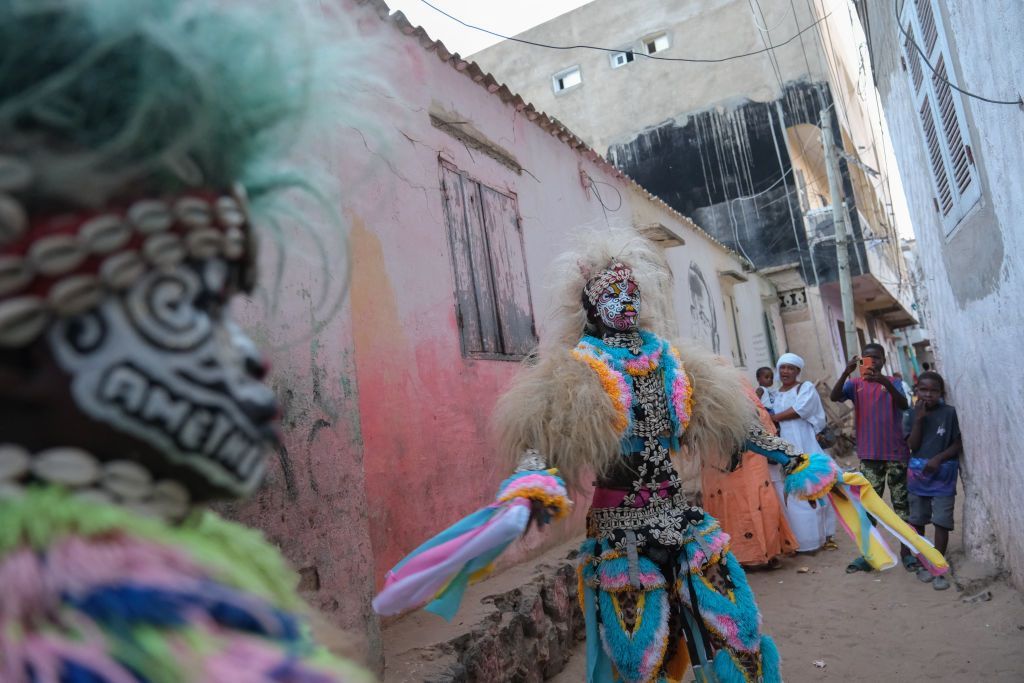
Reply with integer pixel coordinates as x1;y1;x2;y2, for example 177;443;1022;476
855;0;1024;586
223;0;793;669
472;0;920;391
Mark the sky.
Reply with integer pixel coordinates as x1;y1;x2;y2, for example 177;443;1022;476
385;0;592;56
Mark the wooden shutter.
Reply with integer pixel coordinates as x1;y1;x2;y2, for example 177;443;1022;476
901;0;980;232
479;186;535;356
440;161;536;358
441;163;498;354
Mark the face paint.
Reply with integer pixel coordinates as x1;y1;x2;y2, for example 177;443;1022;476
595;278;641;332
48;260;276;496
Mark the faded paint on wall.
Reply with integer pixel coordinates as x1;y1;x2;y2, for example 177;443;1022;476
224;200;381;665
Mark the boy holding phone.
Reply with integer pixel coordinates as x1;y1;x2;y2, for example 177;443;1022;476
830;343;912;573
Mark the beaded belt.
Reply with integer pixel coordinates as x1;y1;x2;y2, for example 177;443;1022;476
589;491;703;536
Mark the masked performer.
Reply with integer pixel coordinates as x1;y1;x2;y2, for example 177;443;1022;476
0;1;371;680
375;229;950;683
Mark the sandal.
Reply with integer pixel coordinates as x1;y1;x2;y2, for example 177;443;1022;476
933;576;950;590
916;567;935;583
823;537;839;551
845;557;871;574
902;555;921;572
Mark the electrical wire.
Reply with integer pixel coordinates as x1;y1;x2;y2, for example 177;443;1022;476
895;0;1022;107
748;0;787;95
418;0;832;64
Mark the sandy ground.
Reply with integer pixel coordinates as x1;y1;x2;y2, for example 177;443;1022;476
552;527;1024;682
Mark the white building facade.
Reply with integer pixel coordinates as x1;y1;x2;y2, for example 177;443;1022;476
857;0;1024;584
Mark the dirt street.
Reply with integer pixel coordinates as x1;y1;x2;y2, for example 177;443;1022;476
552;527;1024;682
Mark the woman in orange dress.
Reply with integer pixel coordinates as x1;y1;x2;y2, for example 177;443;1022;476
702;387;798;567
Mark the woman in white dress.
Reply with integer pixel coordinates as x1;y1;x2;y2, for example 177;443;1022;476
770;353;837;552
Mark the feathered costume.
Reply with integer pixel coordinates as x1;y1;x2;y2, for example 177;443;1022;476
374;228;949;682
0;1;374;680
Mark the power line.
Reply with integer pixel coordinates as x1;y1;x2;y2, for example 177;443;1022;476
894;0;1022;107
748;0;788;95
418;0;832;64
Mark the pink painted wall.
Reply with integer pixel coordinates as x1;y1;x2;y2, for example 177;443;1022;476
216;1;784;670
224;212;381;667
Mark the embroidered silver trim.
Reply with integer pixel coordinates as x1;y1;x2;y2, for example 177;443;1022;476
748;424;801;457
591;491;703;547
602;331;644;355
515;448;549;472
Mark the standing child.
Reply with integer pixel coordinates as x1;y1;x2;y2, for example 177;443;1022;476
756;366;777;413
830;343;912;574
907;371;962;590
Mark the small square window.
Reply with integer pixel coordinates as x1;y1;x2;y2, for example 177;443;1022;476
610;50;635;68
643;33;670;55
552;66;582;92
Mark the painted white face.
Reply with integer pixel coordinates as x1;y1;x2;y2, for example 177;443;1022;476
48;260;276;496
595;278;641;332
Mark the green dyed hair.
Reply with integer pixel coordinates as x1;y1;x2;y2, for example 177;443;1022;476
0;0;333;210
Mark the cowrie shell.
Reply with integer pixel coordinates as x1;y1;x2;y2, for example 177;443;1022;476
0;444;30;480
128;200;172;234
100;251;145;290
0;194;27;245
215;196;245;228
223;227;245;260
48;274;102;316
142;233;185;268
151;479;191;519
31;447;100;486
81;214;131;254
174;196;211;229
123;500;161;519
0;296;48;347
28;234;85;277
73;489;116;506
101;460;153;501
0;255;32;297
186;228;223;259
0;156;32;192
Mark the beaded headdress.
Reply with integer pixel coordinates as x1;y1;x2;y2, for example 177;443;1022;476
0;181;256;347
583;259;635;306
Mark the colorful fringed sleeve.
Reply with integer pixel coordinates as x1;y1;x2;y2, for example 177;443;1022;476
0;487;374;683
744;426;949;576
744;425;840;501
372;458;572;620
831;471;949;575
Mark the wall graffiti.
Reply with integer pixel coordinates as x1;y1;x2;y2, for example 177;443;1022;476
687;262;720;354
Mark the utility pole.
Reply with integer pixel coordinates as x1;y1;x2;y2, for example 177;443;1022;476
820;109;859;362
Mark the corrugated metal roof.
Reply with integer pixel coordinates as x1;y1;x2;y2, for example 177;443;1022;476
363;0;744;260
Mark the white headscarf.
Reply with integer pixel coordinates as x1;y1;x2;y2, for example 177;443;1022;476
776;352;805;371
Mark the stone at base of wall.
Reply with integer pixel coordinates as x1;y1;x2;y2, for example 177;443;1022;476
382;538;585;683
945;549;1006;595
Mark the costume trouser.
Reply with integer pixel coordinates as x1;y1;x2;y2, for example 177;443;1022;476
578;513;781;683
859;459;909;520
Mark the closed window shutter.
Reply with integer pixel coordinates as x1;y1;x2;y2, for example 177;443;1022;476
478;185;536;356
440;160;536;358
901;0;980;233
918;94;953;216
932;56;972;196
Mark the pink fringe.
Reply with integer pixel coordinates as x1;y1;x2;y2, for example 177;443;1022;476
0;535;204;622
